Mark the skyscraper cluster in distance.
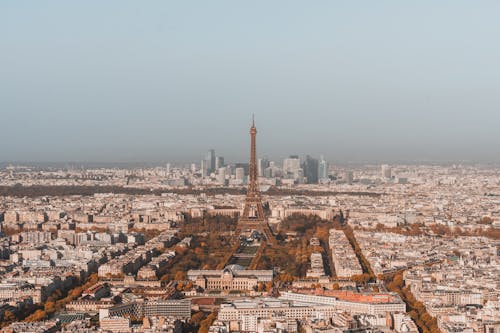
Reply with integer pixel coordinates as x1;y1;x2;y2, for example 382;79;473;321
199;150;329;186
201;149;219;177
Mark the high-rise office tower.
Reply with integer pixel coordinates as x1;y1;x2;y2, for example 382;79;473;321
381;164;392;179
200;160;208;177
318;155;328;182
345;171;354;185
283;156;301;179
215;156;225;170
257;158;270;177
303;155;319;184
216;167;226;185
235;168;245;181
205;149;216;174
234;163;249;176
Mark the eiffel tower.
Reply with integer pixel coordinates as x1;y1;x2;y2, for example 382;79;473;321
236;116;275;243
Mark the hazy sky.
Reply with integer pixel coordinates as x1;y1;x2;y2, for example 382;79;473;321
1;1;499;164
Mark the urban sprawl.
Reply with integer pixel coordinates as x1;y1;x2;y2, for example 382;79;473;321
0;128;498;333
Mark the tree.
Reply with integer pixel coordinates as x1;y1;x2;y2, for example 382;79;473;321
199;313;217;333
278;273;295;283
44;301;55;314
351;273;371;284
25;310;47;322
189;311;205;326
69;286;83;299
2;310;16;325
316;226;329;243
385;271;441;333
388;272;404;291
86;273;99;286
414;301;426;314
175;271;186;281
421;313;433;326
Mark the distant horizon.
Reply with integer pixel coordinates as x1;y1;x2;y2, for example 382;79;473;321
1;158;499;169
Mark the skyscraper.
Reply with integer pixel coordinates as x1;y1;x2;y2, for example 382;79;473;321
216;167;226;185
200;159;208;177
257;158;269;177
303;155;319;184
283;156;301;180
318;155;328;182
381;164;392;179
235;167;245;182
205;149;216;174
215;156;225;170
345;171;353;185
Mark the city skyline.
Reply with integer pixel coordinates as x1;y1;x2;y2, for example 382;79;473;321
1;2;499;333
2;1;500;164
1;116;500;166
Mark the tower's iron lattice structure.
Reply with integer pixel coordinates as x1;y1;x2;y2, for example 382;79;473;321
236;117;275;242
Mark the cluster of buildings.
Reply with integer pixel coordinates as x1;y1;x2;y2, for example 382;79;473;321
0;192;194;332
353;232;441;276
209;290;411;333
355;231;499;333
3;163;498;237
340;165;499;234
96;230;176;279
2;153;330;188
199;149;330;185
405;240;498;333
0;227;140;305
0;163;498;332
329;230;363;278
306;253;326;278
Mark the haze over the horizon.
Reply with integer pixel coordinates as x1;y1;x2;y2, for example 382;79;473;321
1;1;499;164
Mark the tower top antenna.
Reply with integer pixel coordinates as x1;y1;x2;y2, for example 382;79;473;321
252;114;255;127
